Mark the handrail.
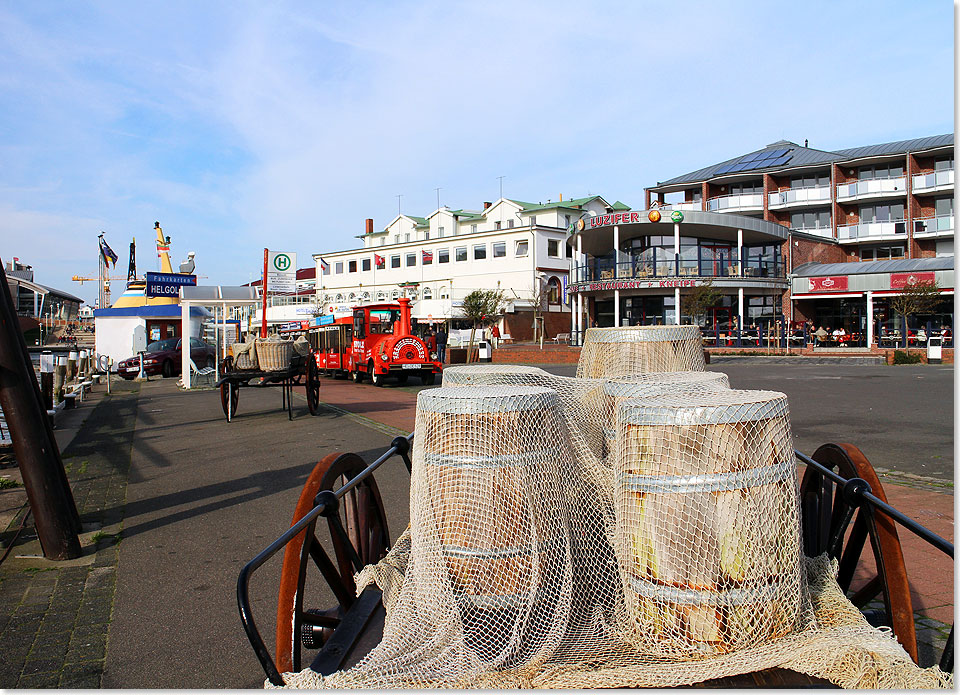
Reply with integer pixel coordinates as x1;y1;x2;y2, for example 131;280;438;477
237;433;414;686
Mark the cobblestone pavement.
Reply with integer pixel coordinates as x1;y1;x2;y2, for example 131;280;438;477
0;379;138;688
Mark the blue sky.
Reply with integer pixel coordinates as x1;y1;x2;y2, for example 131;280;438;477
0;0;953;305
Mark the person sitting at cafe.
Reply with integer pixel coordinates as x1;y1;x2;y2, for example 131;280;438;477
941;325;952;345
815;326;828;345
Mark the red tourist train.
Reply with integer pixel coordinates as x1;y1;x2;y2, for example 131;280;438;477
280;297;441;386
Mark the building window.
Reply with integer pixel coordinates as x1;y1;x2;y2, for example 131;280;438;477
379;238;385;246
439;286;449;299
438;228;445;238
858;164;904;180
495;221;501;230
508;219;514;228
438;248;450;263
335;262;344;274
859;203;905;223
348;260;357;272
361;291;370;302
471;224;477;234
391;255;401;268
935;157;954;172
392;289;400;300
730;181;763;195
348;292;356;301
547;239;560;257
424;231;430;241
564;214;571;227
455;246;467;262
860;245;905;261
566;243;573;258
934;196;953;217
789;173;830;189
335;293;344;302
406;253;416;267
322;264;330;276
493;242;506;258
394;235;400;244
362;258;371;271
405;233;410;242
547;277;561;304
376;290;386;301
516;240;529;256
423;287;432;300
473;244;486;260
789;209;831;230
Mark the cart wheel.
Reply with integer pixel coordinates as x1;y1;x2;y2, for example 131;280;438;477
220;382;238;419
350;368;363;383
369;363;384;387
275;452;390;674
800;442;917;663
306;358;321;416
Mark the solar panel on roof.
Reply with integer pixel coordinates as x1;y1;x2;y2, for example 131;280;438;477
714;164;734;175
764;148;789;159
767;155;793;167
740;152;763;163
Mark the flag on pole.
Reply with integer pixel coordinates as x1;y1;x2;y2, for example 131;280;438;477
99;235;118;267
319;257;330;273
374;254;385;268
421;250;433;263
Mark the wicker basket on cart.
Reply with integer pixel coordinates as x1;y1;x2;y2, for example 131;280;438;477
231;341;259;370
256;338;293;371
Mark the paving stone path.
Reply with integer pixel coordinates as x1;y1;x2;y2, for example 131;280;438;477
0;380;138;688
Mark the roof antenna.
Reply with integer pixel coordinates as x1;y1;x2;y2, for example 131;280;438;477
804;138;809;147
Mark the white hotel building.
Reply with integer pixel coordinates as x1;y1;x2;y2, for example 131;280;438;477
312;196;621;340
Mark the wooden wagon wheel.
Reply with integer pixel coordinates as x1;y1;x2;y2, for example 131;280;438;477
220;381;239;420
275;452;390;674
305;356;321;416
799;442;917;663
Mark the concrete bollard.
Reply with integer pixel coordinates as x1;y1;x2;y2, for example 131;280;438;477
40;351;55;411
66;350;78;383
78;349;88;378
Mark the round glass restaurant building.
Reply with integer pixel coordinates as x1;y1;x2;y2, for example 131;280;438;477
566;208;789;343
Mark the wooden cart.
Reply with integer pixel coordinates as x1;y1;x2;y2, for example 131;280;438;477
215;351;321;422
237;437;954;687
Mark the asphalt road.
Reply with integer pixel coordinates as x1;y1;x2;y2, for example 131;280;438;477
537;361;955;483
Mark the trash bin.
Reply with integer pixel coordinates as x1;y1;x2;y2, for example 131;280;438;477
448;347;468;364
478;340;492;363
927;335;942;365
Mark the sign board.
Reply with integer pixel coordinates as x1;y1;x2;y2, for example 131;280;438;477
132;325;147;354
570;279;700;292
890;272;935;290
279;320;309;332
267;252;297;293
808;276;849;292
317;315;334;326
145;272;197;297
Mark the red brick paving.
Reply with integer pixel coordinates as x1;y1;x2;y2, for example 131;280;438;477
310;374;954;628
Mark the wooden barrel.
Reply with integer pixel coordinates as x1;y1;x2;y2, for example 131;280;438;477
441;364;550;387
577;325;705;379
613;390;803;655
600;371;730;460
414;386;567;609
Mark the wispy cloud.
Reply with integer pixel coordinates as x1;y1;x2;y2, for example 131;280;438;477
0;0;951;303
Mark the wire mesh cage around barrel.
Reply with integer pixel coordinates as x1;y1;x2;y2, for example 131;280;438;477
613;390;808;657
599;371;731;460
411;385;574;666
577;325;706;379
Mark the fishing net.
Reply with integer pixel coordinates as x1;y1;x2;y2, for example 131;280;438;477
271;368;951;689
577;325;706;378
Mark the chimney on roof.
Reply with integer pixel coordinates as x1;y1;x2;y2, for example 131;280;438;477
559;193;563;202
804;139;808;147
483;201;492;210
365;218;373;235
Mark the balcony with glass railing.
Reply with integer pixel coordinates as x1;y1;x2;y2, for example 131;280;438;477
836;220;907;243
913;215;954;237
912;169;954;194
768;185;831;209
573;253;785;284
705;193;763;213
661;201;703;211
835;177;907;201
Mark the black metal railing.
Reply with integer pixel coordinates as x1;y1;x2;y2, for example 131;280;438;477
238;438;954;682
237;434;413;686
573;256;785;284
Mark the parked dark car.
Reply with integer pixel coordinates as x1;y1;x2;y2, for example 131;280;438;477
118;337;216;379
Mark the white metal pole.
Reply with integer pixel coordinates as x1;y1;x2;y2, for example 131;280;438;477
181;298;191;389
675;288;681;324
738;287;745;330
866;291;874;348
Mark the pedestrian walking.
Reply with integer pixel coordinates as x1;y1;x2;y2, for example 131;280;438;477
491;324;500;349
436;326;447;363
426;330;437;357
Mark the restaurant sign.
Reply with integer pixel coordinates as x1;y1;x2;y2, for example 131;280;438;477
571;279;699;292
890;272;935;290
808;276;848;292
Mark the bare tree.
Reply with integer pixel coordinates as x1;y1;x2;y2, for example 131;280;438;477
891;279;942;346
530;280;547;343
679;280;723;326
461;289;505;362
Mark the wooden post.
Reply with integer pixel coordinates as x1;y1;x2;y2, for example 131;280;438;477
0;259;81;559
